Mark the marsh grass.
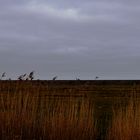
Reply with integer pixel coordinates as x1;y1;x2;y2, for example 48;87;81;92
108;96;140;140
1;81;140;140
0;87;96;140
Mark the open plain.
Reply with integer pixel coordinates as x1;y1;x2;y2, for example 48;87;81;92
0;80;140;140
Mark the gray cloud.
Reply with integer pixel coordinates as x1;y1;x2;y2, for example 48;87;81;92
0;0;140;79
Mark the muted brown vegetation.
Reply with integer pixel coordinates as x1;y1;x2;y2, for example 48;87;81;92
0;81;140;140
108;97;140;140
0;85;96;140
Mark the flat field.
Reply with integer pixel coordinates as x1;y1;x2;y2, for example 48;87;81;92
0;80;140;140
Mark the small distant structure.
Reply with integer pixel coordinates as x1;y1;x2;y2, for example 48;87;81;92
28;71;35;80
18;74;26;80
95;76;99;80
23;74;26;77
1;72;6;80
18;75;23;80
18;71;35;81
76;78;80;81
26;77;29;80
52;76;57;81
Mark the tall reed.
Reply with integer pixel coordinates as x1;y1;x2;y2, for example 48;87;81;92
0;89;96;140
108;97;140;140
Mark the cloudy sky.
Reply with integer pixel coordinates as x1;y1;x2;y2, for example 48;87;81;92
0;0;140;80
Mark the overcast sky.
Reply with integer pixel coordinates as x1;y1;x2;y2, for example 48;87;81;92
0;0;140;80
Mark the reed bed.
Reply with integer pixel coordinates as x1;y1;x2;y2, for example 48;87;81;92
108;97;140;140
1;81;140;140
0;89;96;140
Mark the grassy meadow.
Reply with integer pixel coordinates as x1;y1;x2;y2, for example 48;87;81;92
0;80;140;139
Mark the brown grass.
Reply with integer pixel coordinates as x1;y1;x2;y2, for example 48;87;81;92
0;88;96;140
1;81;140;140
108;97;140;140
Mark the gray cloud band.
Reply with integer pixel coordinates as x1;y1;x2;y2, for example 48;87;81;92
0;0;139;79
